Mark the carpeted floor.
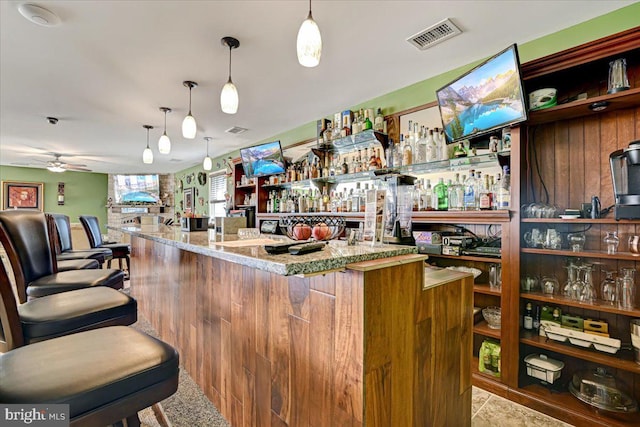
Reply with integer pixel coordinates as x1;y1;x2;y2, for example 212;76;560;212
132;315;230;427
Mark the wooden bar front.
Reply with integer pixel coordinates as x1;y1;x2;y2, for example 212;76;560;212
130;236;472;426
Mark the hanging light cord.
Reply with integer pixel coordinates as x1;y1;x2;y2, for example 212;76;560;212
188;86;193;114
163;110;167;133
206;138;210;156
308;0;312;17
146;128;150;148
228;45;233;82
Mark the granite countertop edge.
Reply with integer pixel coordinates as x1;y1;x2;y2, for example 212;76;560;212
120;227;418;276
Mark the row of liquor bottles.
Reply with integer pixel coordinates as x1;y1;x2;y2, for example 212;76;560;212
319;108;386;142
264;167;511;214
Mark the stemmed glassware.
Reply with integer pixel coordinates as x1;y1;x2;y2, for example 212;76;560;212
600;270;617;304
579;263;596;303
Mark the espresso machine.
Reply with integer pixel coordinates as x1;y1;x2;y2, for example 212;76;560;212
610;140;640;220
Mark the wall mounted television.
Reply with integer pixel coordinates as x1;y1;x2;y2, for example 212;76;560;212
240;140;286;178
113;174;160;204
436;44;528;143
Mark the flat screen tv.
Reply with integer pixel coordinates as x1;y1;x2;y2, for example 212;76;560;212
113;174;160;204
240;140;286;178
436;44;527;143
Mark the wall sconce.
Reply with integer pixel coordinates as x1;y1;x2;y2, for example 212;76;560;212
57;182;65;205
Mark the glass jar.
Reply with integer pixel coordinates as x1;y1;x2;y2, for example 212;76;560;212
568;232;586;252
541;276;559;295
603;231;619;254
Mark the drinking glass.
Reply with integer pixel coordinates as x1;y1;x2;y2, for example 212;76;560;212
617;268;636;309
541;276;559;295
604;231;619;254
543;229;561;250
601;270;617;304
629;235;640;254
568;232;586;252
489;264;502;289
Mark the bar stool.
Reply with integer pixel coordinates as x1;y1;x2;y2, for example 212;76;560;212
79;215;130;275
0;273;178;427
47;213;113;267
0;210;124;303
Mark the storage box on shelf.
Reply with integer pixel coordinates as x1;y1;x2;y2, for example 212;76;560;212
516;27;640;426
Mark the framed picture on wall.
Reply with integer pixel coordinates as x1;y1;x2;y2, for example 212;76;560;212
183;187;193;212
1;181;44;211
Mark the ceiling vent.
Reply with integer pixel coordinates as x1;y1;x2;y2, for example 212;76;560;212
225;126;248;135
406;18;462;50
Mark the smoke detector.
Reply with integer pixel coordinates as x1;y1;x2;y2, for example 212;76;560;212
18;3;61;27
407;18;462;50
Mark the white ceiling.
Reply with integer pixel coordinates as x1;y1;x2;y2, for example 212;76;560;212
0;1;634;174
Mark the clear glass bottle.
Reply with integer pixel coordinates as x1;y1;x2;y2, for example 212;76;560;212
447;173;464;211
495;166;511;209
393;137;403;167
463;170;478;211
374;108;385;133
604;231;620;254
423;179;434;211
402;134;413;166
478;173;493;210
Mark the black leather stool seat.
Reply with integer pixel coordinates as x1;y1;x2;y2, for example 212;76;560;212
0;326;179;424
18;287;137;343
57;258;100;272
27;269;125;298
57;248;113;264
101;242;130;257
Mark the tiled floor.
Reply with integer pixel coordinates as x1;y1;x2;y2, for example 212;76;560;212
472;387;573;426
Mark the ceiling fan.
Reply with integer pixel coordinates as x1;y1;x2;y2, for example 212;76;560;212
44;154;92;172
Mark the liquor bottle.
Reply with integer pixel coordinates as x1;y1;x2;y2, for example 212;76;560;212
351;183;362;213
352;113;362;135
360;183;369;212
374;108;385;133
322;186;330;212
402;134;413;166
491;174;501;210
447;173;464;211
412;180;421;211
533;305;541;332
341;156;349;175
478;174;493;210
438;129;449;161
369;149;378;170
363;110;373;131
453;141;467;158
523;303;533;330
386;139;394;168
375;148;383;169
463;170;479;211
434;178;448;210
393;136;403;167
423;179;434;211
496;166;511;209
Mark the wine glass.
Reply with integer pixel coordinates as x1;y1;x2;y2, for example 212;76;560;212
601;270;617;304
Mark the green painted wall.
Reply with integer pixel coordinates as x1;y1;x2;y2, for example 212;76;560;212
201;3;640;171
174;164;211;218
0;165;108;227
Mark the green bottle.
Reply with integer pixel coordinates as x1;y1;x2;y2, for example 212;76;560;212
434;178;448;210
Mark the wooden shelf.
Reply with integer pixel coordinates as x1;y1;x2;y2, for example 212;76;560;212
474;284;502;296
520;332;640;374
411;210;511;224
236;183;257;190
522;218;639;224
473;320;501;339
429;253;502;263
513;384;640;427
471;356;505;390
520;292;640;317
521;247;640;261
527;87;640;125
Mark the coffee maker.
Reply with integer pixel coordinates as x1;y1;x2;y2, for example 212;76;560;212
610;140;640;220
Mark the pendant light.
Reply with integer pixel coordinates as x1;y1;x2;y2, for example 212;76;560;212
296;0;322;68
142;125;154;164
220;37;240;114
158;107;172;154
182;81;198;139
203;137;213;171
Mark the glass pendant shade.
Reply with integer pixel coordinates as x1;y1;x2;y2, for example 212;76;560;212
158;133;171;154
203;156;213;171
297;11;322;67
221;79;239;114
182;114;197;139
142;147;153;164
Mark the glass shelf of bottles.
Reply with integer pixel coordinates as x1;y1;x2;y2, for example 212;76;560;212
262;151;509;190
312;129;389;155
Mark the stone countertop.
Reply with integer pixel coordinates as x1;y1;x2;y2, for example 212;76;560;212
119;225;418;276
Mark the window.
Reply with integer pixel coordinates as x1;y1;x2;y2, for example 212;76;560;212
209;171;228;218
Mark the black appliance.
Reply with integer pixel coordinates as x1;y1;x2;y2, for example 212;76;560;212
610;140;640;220
229;206;256;228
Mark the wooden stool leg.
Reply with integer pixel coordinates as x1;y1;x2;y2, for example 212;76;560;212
107;259;112;268
124;414;141;427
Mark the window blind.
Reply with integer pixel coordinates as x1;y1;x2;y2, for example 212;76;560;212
208;171;228;218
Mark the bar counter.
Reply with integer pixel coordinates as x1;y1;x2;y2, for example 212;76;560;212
120;225;418;276
123;225;473;427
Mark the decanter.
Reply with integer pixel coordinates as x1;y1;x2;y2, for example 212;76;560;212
603;231;619;254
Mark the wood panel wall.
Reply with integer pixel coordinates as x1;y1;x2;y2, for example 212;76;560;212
130;237;472;426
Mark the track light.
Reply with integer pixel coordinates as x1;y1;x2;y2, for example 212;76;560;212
158;107;172;154
142;125;154;164
220;37;240;114
203;137;213;171
297;0;322;67
182;81;198;139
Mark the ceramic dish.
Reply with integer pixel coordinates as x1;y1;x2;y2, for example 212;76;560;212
559;214;580;219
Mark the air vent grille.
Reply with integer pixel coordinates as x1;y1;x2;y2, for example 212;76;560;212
407;18;462;50
225;126;248;135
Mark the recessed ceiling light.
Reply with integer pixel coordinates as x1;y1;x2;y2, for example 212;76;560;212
18;3;61;27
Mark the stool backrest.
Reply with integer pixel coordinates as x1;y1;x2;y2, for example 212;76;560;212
0;257;25;352
50;213;74;252
0;211;57;303
79;215;103;248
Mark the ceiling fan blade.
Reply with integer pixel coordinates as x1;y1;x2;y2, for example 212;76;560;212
63;165;92;172
63;162;88;168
